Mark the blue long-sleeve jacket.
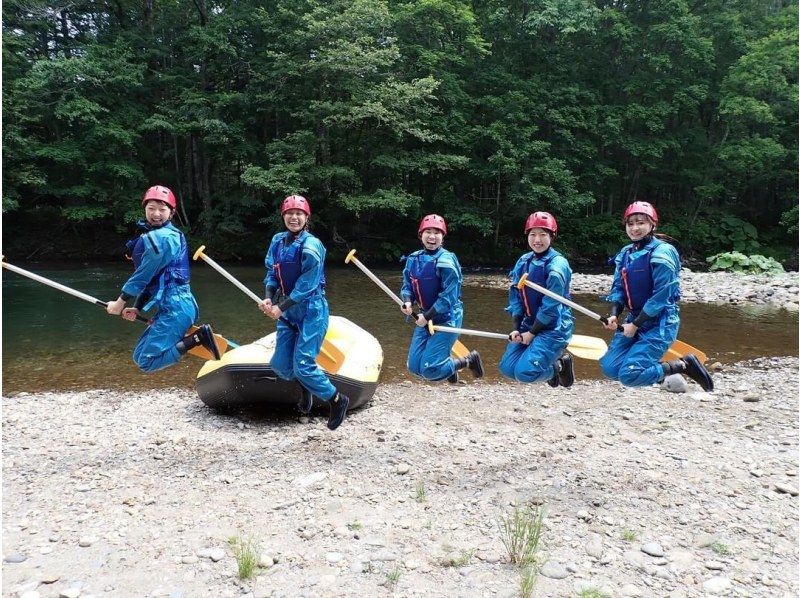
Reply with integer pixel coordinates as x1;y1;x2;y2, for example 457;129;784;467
506;248;573;334
606;237;681;323
400;247;463;319
121;222;189;307
264;231;326;309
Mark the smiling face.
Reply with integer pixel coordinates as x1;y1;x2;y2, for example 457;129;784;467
527;228;552;253
144;200;172;227
283;209;308;234
625;213;655;242
420;227;444;251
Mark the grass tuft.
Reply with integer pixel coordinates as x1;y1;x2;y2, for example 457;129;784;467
414;481;427;503
710;540;732;556
227;534;260;580
620;528;637;542
498;502;546;567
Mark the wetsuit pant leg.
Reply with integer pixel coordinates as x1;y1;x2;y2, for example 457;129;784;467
133;300;196;373
616;322;678;387
599;330;636;382
406;325;428;377
270;319;299;382
418;326;458;382
499;342;527;380
511;332;566;383
292;298;338;401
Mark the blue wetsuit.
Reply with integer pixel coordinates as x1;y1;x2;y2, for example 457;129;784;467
264;230;337;402
401;247;464;381
122;221;198;373
499;248;574;383
599;237;681;387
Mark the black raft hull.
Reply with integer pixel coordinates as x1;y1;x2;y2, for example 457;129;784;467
196;316;383;411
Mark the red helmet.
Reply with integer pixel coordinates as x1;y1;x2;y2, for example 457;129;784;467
142;185;177;210
418;214;447;236
281;194;311;216
623;201;658;225
524;211;558;236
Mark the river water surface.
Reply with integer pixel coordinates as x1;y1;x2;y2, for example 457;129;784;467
3;264;797;393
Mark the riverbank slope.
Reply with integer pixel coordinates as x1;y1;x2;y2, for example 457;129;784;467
465;270;799;311
3;357;798;597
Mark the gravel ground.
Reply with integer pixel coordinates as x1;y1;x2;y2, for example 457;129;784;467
464;270;799;311
3;356;798;597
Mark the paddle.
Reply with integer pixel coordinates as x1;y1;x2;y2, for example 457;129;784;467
192;245;346;373
344;249;470;359
426;321;608;361
517;273;708;363
1;257;231;360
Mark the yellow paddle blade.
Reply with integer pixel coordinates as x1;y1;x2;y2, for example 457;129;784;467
451;340;470;360
316;340;346;373
185;326;230;361
663;339;707;363
566;334;608;361
312;326;349;374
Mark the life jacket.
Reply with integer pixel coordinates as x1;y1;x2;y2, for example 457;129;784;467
619;239;675;315
125;222;190;296
270;232;325;296
519;250;571;322
407;249;448;316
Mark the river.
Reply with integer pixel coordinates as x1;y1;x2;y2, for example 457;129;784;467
2;264;797;393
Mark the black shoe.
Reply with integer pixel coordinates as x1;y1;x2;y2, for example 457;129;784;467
447;371;459;384
327;392;350;431
682;354;714;392
467;350;484;379
557;353;574;388
197;324;221;360
547;367;560;387
297;387;313;414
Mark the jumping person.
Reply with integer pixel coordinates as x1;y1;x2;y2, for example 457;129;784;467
400;214;483;383
261;195;349;431
599;201;713;391
499;212;575;386
106;185;220;372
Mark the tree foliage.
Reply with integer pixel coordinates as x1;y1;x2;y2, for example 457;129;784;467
3;0;797;265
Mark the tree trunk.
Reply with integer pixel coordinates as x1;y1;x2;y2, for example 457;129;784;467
494;175;501;247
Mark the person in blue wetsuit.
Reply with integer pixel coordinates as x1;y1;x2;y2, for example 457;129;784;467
260;195;349;431
599;201;713;391
400;214;483;383
106;185;220;372
499;212;575;387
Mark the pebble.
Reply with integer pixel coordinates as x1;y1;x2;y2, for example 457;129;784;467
641;542;665;557
702;576;732;594
540;561;569;579
620;584;643;596
774;482;799;496
4;553;27;563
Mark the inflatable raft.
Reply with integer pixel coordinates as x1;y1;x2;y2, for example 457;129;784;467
196;316;383;411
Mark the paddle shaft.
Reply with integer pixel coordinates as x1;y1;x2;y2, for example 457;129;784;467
345;249;471;360
194;247;300;333
194;249;263;305
430;323;511;341
519;276;623;331
345;250;404;307
2;260;150;323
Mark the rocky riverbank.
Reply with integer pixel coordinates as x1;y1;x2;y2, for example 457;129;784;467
465;271;799;311
3;357;798;597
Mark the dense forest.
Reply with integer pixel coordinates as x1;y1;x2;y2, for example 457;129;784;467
3;0;797;267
